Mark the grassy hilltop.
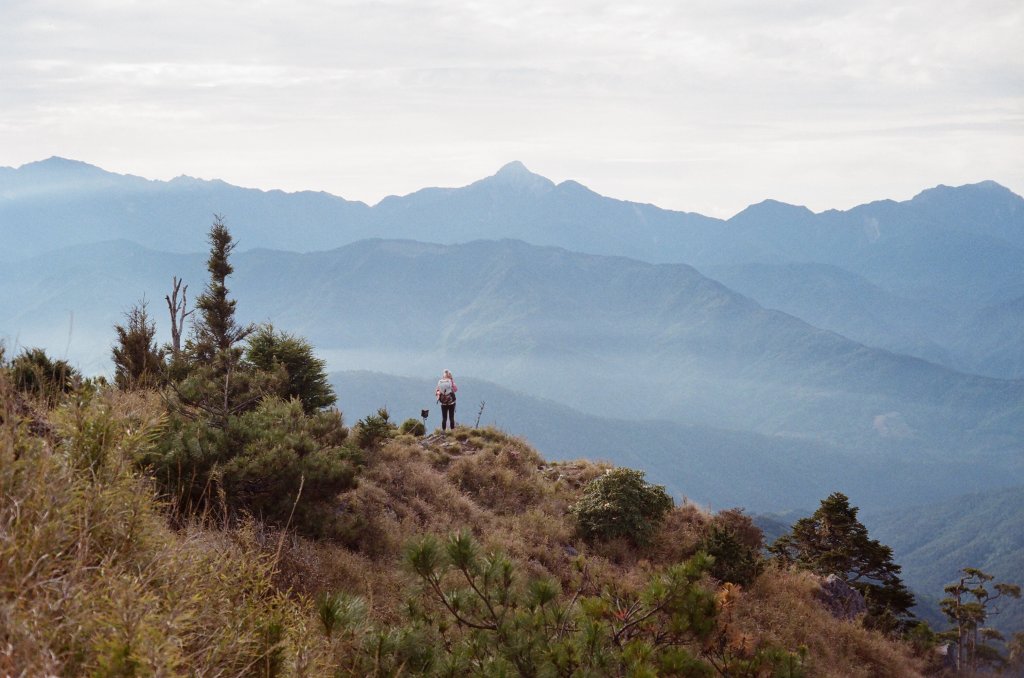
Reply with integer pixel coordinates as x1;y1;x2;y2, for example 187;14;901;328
0;369;929;677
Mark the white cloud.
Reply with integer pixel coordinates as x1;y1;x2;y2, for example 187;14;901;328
1;0;1021;216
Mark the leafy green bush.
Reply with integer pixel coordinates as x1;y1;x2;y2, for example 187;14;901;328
399;417;426;436
570;468;673;546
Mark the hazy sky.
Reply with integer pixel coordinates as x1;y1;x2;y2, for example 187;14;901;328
2;0;1021;217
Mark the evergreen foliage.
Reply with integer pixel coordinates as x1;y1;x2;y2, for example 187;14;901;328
128;218;355;536
769;492;916;635
191;215;254;362
700;524;764;587
940;567;1022;672
571;467;674;546
10;347;80;404
246;323;336;413
111;298;165;390
353;407;396;449
222;397;357;537
142;396;357;537
402;531;806;676
399;417;426;436
170;217;269;426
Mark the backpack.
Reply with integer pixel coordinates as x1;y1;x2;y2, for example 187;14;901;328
437;378;455;405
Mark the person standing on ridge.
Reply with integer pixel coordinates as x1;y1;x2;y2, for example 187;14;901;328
436;369;457;431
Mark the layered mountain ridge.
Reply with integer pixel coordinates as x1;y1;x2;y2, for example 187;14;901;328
4;156;1021;381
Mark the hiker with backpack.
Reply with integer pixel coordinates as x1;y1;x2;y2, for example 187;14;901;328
436;369;457;431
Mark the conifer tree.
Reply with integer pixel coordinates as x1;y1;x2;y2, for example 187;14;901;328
769;492;915;634
174;216;266;426
246;324;336;413
191;215;253;362
940;567;1021;672
112;299;165;390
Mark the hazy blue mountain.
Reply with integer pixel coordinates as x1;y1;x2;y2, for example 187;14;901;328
0;157;373;259
702;262;955;367
700;263;1024;379
3;239;1022;479
5;159;1021;312
865;485;1024;635
5;158;1021;380
368;161;722;262
0;157;717;262
951;295;1024;378
331;371;1013;514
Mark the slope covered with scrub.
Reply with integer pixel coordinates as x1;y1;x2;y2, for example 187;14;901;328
1;374;926;676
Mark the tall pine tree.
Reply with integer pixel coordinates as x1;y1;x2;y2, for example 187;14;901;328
175;216;267;427
192;215;253;362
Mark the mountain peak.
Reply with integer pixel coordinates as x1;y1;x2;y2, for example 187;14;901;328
17;156;108;176
484;161;555;193
728;199;816;227
496;160;531;175
911;180;1020;205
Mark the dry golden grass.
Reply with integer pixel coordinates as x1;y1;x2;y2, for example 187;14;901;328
734;567;925;678
286;427;728;613
0;380;323;677
2;377;932;676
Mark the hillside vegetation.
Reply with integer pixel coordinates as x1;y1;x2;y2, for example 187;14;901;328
1;371;929;676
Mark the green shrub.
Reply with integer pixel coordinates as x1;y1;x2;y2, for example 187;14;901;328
11;347;80;404
699;525;763;586
399;418;426;436
141;397;357;537
246;324;336;413
403;531;804;676
570;468;673;546
353;408;396;450
111;299;166;390
223;397;358;537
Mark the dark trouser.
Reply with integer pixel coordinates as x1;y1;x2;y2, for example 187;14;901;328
441;403;455;430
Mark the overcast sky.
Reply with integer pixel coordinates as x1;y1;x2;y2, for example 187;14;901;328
2;0;1021;217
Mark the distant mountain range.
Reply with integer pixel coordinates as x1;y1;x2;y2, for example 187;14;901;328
2;158;1022;517
3;157;1021;378
2;238;1021;504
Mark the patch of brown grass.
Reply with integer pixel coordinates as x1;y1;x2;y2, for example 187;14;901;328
733;567;925;678
2;374;929;676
